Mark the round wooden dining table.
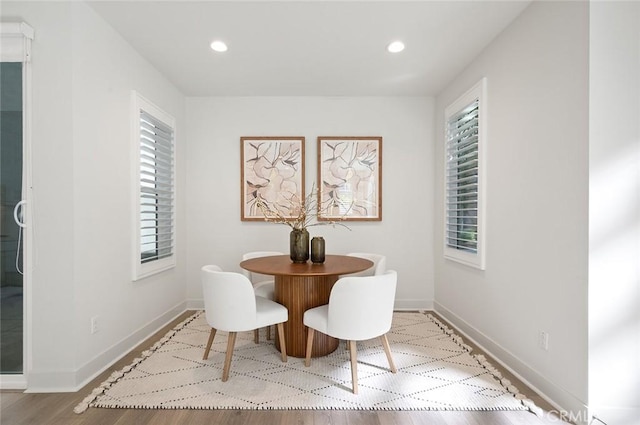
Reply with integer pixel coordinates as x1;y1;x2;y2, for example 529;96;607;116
239;254;373;358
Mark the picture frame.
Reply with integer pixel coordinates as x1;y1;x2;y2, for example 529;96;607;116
240;136;305;221
317;136;382;221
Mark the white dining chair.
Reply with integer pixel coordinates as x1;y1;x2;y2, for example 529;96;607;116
201;265;288;382
241;251;283;341
303;270;398;394
346;252;386;276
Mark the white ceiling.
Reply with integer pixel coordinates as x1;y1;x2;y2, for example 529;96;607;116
88;1;531;97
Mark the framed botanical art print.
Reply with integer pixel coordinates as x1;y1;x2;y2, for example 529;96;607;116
240;136;305;221
317;136;382;221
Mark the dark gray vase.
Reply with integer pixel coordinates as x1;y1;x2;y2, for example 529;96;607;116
290;229;309;263
311;236;325;264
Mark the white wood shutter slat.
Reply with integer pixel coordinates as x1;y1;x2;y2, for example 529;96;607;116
139;107;175;265
446;97;480;254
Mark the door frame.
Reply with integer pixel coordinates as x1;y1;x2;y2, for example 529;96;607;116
0;22;34;390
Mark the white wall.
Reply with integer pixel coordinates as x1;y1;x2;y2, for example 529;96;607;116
434;0;589;418
2;1;186;391
185;97;434;310
589;2;640;424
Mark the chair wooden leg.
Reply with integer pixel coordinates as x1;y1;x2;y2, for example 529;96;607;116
380;334;397;373
254;329;259;344
304;328;315;367
222;332;237;382
203;328;216;360
276;323;287;362
348;340;358;394
267;325;272;340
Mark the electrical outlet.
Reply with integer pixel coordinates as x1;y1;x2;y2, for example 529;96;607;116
91;316;99;334
538;330;549;351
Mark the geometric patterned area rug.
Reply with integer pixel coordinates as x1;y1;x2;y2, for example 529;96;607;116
75;311;540;414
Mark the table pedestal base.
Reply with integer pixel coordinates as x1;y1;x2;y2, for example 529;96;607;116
274;274;339;358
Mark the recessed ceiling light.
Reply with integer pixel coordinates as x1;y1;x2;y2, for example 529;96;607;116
387;41;405;53
210;40;228;53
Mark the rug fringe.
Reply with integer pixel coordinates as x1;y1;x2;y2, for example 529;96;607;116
73;311;202;414
425;314;543;417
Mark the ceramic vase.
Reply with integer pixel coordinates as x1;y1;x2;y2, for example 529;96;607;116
290;229;309;263
311;236;325;264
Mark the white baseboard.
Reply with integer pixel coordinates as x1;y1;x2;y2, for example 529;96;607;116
25;301;188;393
0;374;27;390
395;298;433;311
590;406;640;425
186;298;204;310
188;298;434;312
433;302;590;425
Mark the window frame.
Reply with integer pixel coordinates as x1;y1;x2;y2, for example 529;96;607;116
443;78;487;270
132;91;176;280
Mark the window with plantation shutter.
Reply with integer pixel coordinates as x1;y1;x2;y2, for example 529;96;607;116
444;78;486;270
133;92;176;280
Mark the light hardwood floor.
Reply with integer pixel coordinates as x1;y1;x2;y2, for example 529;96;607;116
0;311;569;425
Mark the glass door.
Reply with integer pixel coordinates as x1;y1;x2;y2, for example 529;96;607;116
0;61;24;374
